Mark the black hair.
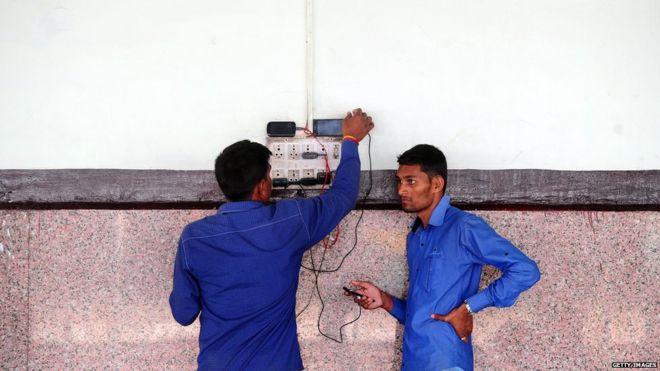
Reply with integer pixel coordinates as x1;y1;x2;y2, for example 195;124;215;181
214;140;272;201
397;144;448;193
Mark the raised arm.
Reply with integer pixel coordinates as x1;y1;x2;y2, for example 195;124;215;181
297;108;375;245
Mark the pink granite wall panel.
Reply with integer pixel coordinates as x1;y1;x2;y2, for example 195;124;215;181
26;210;206;370
0;212;31;369
0;209;657;370
471;211;659;370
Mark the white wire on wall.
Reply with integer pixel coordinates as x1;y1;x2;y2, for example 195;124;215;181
305;0;314;129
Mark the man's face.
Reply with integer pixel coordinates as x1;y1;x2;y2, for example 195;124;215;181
396;164;442;214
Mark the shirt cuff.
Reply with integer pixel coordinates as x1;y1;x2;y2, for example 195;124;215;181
466;291;494;314
341;139;359;159
389;296;406;324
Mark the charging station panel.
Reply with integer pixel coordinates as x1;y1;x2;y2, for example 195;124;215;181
267;137;342;186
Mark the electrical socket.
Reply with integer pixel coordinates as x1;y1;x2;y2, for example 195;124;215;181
287;144;300;160
302;142;316;154
272;168;284;178
302;169;315;178
271;143;285;159
287;169;300;182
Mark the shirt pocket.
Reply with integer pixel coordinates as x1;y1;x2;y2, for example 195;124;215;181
423;250;445;293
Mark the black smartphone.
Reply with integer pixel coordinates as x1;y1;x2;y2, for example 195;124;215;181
343;286;363;299
313;119;343;137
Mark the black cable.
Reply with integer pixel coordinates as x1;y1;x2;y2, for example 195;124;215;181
297;134;373;342
295;185;326;318
296;229;316;318
297;184;308;198
313;246;362;343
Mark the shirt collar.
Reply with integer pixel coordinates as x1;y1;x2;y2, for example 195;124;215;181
409;195;451;231
218;200;265;214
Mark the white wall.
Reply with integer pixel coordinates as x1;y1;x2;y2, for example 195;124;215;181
0;0;306;169
1;0;658;170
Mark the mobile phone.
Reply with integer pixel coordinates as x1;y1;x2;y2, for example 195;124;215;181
313;119;343;137
343;286;363;299
267;121;296;137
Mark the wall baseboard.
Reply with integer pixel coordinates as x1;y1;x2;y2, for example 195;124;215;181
1;169;658;210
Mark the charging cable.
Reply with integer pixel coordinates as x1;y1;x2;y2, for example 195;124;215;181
297;134;373;343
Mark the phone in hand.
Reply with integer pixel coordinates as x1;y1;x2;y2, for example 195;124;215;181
343;286;364;300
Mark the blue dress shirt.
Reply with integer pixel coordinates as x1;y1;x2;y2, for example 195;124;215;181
169;140;361;370
389;196;541;371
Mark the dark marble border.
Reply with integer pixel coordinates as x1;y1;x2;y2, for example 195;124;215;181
1;169;658;210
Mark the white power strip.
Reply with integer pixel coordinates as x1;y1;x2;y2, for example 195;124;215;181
266;137;342;185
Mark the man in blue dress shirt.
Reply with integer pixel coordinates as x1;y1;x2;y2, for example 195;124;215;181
350;144;540;371
169;108;374;370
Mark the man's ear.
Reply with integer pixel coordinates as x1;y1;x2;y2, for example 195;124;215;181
432;176;445;194
250;178;269;201
257;178;269;197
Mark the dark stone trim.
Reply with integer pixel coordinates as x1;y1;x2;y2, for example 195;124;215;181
1;169;658;210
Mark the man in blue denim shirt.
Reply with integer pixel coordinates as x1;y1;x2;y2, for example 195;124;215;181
169;108;374;370
350;144;540;371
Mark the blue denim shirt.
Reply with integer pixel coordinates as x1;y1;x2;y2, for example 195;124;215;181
390;196;541;371
169;140;361;370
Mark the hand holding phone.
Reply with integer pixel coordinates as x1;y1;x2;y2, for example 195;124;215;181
343;286;364;300
345;280;383;310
